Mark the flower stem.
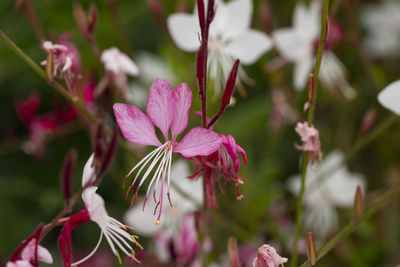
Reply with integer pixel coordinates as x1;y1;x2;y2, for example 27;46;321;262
307;114;398;193
300;183;400;267
290;1;330;266
0;30;139;160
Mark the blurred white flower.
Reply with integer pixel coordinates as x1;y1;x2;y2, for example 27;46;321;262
167;0;272;93
361;0;400;58
128;52;177;108
272;1;354;98
101;47;139;96
378;80;400;115
287;150;366;239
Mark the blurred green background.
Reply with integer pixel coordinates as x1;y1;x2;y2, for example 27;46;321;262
1;0;400;266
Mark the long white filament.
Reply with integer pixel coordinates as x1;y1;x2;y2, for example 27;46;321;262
71;231;103;267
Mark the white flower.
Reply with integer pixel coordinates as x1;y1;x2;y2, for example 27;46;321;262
73;154;142;266
6;239;53;267
361;0;400;58
272;1;321;90
378;80;400;115
167;0;272;93
287;150;366;239
124;160;203;237
272;1;354;97
101;47;139;96
101;47;139;77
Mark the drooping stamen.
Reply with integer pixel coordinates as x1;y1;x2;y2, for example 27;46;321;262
123;145;165;189
126;145;166;199
166;148;173;207
71;231;103;267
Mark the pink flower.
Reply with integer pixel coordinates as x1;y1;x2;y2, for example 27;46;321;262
101;47;139;96
152;213;199;265
294;122;322;164
7;239;53;267
42;38;80;75
253;244;287;267
7;226;53;267
113;78;222;223
176;214;199;264
268;89;298;131
15;93;77;156
190;134;247;208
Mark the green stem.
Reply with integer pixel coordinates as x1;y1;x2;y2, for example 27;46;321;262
300;183;400;267
290;1;330;266
0;30;139;161
0;31;97;124
308;114;398;193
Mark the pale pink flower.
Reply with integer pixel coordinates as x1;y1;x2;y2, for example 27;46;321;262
176;214;199;264
6;239;53;267
268;89;298;131
294;122;322;164
253;244;287;267
101;47;139;96
42;38;80;75
167;0;272;93
114;78;222;223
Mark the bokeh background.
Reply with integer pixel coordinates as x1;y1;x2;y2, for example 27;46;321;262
1;0;400;266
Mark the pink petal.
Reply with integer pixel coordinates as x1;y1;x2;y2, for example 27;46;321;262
171;83;193;140
146;79;173;140
174;127;222;157
113;103;161;146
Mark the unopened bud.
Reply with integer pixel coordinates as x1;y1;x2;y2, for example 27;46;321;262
60;149;77;209
354;185;364;221
228;237;240;267
46;49;54;82
360;108;377;136
259;0;273;32
307;232;317;265
221;60;240;106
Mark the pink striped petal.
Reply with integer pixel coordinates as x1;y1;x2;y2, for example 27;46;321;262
174;127;222;157
171;83;193;140
113;103;161;146
146;79;173;140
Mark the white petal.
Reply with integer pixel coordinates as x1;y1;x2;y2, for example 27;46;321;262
220;0;253;41
82;186;109;229
124;203;161;236
272;29;310;62
293;57;313;91
328;172;366;207
224;30;272;64
119;53;139;76
167;13;201;52
378;80;400;115
293;2;321;40
170;160;203;212
82;153;96;187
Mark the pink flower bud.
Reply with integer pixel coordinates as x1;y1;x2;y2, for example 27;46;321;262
253;244;288;267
